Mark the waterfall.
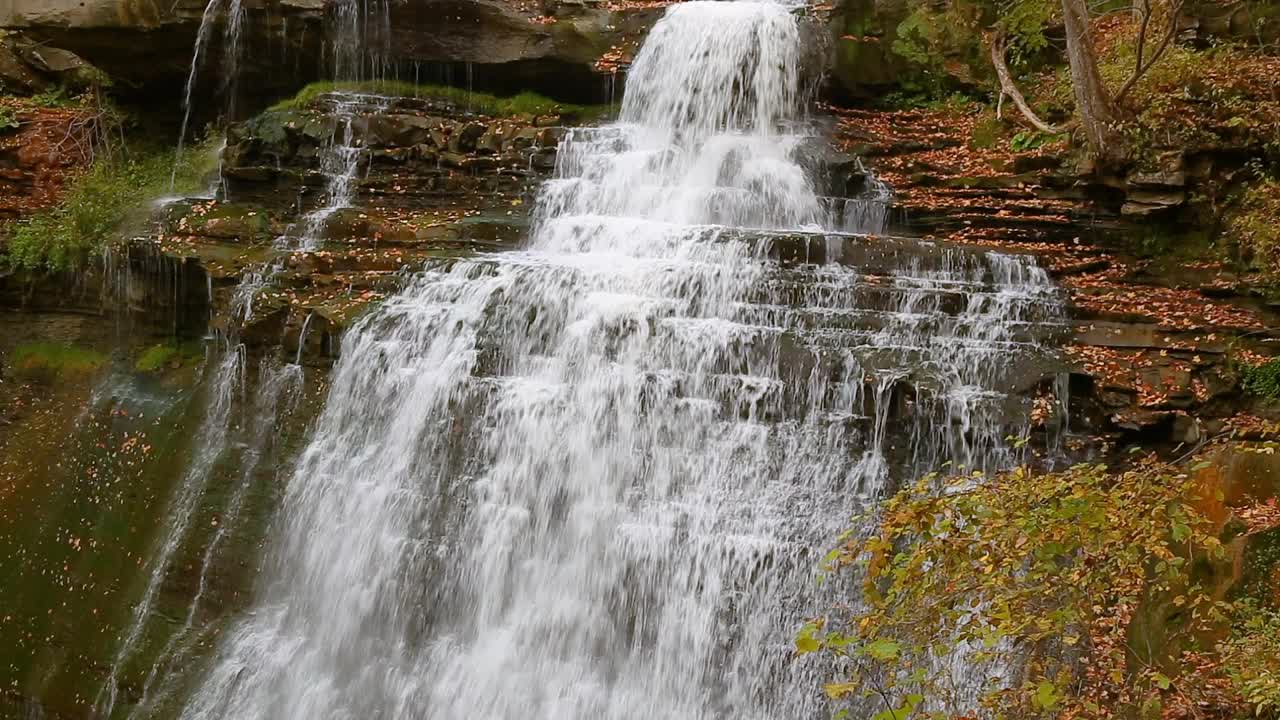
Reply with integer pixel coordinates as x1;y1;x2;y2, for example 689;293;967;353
94;347;245;719
171;0;245;189
177;2;1062;719
293;0;392;249
94;257;305;720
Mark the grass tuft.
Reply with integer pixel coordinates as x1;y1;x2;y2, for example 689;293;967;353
134;342;202;373
269;81;611;122
10;342;106;379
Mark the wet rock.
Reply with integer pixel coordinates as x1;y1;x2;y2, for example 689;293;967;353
449;122;487;153
365;113;437;147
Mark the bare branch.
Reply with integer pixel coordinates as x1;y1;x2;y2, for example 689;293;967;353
1115;0;1186;105
989;34;1072;135
1133;0;1152;78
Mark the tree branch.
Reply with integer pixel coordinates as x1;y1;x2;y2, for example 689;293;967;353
990;34;1072;135
1115;0;1186;105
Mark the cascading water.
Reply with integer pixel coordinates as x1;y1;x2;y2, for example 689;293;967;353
94;257;305;720
177;2;1062;719
293;0;392;250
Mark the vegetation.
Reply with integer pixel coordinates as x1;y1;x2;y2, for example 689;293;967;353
269;80;610;121
799;458;1263;719
134;342;203;373
2;136;220;272
9;342;106;380
1243;357;1280;400
1227;176;1280;274
881;1;1280;168
1221;602;1280;717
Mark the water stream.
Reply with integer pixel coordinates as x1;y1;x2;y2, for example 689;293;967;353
171;2;1061;719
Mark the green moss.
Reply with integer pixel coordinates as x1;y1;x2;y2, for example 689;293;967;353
2;136;221;273
10;342;106;379
134;342;202;373
268;81;610;122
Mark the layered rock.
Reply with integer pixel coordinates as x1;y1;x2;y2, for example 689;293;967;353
133;91;569;363
0;0;666;104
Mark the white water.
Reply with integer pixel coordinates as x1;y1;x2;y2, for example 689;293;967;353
293;0;392;250
178;2;1061;719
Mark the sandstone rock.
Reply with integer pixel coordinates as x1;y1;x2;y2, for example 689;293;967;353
1128;169;1188;188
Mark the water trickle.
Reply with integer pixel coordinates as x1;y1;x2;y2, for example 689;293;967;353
127;360;304;719
172;0;246;189
94;346;245;719
179;2;1062;719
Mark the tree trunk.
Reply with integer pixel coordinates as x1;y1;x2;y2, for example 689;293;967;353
1060;0;1125;165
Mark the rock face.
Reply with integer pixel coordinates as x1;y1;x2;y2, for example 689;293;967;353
0;0;664;105
220;92;567;210
825;0;914;102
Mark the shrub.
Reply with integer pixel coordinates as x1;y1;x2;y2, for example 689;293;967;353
1243;357;1280;399
0;106;20;132
1229;178;1280;275
1221;603;1280;718
801;459;1232;718
2;136;220;272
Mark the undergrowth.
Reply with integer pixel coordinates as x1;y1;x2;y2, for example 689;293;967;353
1227;175;1280;274
1221;602;1280;718
2;136;220;272
802;458;1247;718
270;81;610;121
1242;356;1280;399
134;341;203;373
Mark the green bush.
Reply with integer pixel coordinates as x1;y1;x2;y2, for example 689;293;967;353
30;85;78;108
1243;356;1280;399
1229;178;1280;275
1221;603;1280;718
802;459;1232;717
0;106;20;132
2;137;220;272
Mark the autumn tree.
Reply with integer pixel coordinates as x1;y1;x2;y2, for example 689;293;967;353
899;0;1187;166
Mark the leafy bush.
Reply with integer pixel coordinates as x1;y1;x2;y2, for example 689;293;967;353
1009;129;1061;152
2;137;219;272
0;106;20;132
801;459;1231;718
1221;603;1280;718
1229;177;1280;275
30;85;78;108
1243;357;1280;399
